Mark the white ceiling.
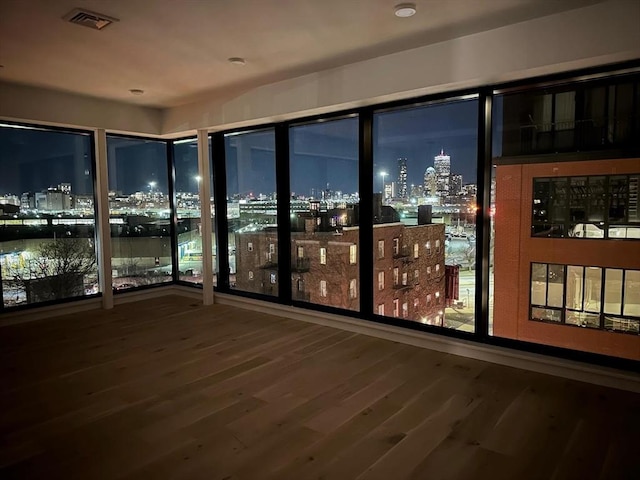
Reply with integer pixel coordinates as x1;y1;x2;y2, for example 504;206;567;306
0;0;602;108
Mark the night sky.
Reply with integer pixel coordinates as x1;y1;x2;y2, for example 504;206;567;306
1;98;497;198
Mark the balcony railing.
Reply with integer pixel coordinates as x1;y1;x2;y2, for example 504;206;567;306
259;260;278;270
292;257;311;273
293;290;311;302
392;245;412;260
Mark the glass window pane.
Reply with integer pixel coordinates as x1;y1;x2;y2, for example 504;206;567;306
603;268;623;315
623;269;640;317
565;265;583;310
173;138;203;284
0;125;98;307
225;129;277;296
289;117;359;310
584;267;602;313
373;98;478;331
107;136;172;290
565;311;600;329
531;307;562;323
530;263;547;306
547;264;565;308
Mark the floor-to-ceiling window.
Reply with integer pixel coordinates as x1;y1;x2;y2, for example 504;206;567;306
173;138;217;285
372;98;479;331
490;75;640;361
106;135;172;290
224;129;277;296
0;124;98;308
289;116;360;310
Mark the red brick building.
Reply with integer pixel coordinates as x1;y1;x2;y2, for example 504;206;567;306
235;211;446;324
493;158;640;360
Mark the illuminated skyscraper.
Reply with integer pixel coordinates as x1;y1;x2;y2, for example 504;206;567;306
397;158;408;198
434;149;450;198
423;166;436;196
450;174;462;196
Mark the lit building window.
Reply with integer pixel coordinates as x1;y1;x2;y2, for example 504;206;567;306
378;271;385;290
427;266;431;275
320;247;327;265
248;271;254;280
378;240;385;258
414;269;419;282
349;244;357;264
270;273;277;284
427;294;432;305
349;279;357;299
393;299;399;317
393;267;399;286
297;246;304;258
320;280;327;297
435;291;440;304
426;241;431;255
436;239;441;253
393;238;399;255
402;272;408;286
402;302;408;318
530;263;640;333
414;298;419;308
413;243;419;258
377;304;385;316
436;264;440;273
248;242;253;252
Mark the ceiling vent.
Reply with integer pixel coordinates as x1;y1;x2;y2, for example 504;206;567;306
63;8;119;30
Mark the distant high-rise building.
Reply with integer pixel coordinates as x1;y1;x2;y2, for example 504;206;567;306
59;183;71;194
384;181;396;200
434;149;451;198
423;166;437;196
450;174;463;196
397;158;408;198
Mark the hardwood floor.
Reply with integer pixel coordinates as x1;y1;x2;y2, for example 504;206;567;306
1;295;638;480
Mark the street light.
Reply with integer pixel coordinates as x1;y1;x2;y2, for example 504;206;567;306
380;171;388;196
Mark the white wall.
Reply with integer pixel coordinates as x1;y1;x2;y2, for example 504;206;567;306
163;0;640;135
0;82;163;135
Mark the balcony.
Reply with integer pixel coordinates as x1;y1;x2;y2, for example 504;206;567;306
259;260;278;270
292;257;311;273
392;245;412;260
293;290;311;302
392;281;414;291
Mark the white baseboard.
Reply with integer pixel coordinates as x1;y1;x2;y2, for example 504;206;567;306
214;292;640;394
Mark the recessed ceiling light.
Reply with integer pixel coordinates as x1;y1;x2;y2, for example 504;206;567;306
228;57;246;66
394;3;417;17
129;89;144;96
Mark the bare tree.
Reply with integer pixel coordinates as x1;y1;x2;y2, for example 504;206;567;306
9;238;96;303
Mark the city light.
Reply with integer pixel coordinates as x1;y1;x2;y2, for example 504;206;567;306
380;171;388;195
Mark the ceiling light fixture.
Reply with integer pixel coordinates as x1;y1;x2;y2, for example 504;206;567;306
129;89;144;96
228;57;246;66
394;3;417;17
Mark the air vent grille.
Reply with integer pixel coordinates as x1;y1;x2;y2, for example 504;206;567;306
63;8;119;30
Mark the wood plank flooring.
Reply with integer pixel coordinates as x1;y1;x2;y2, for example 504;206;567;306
0;295;638;480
